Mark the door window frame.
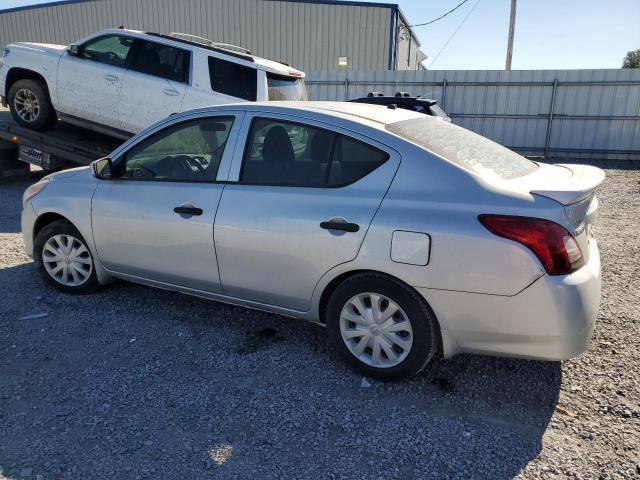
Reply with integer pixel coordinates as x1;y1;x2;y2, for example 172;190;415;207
228;112;396;188
110;112;245;184
76;34;135;69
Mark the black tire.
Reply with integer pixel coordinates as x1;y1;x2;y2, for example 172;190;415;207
326;273;441;381
34;220;99;294
8;79;57;130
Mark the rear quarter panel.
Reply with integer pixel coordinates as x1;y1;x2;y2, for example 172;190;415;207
339;143;568;297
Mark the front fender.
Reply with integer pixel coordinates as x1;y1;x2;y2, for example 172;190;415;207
29;170;112;284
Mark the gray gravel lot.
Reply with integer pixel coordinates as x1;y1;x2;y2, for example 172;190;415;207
1;160;639;479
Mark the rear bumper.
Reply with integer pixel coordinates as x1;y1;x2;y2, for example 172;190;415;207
420;238;601;361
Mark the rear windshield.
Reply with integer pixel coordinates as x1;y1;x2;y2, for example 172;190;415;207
267;73;308;101
386;117;538;180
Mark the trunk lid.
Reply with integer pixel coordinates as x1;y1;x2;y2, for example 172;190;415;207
525;163;605;205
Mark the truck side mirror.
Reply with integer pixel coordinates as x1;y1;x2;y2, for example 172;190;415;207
68;44;80;57
91;157;113;179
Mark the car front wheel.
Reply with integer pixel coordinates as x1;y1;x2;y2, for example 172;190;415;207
326;273;440;381
34;220;99;294
8;79;57;130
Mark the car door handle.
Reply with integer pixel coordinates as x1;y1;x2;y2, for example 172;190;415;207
174;206;203;216
104;74;118;81
163;89;179;96
320;221;360;232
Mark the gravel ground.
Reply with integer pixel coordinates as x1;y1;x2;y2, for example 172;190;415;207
1;160;638;480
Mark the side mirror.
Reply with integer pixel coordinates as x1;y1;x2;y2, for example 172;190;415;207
91;157;113;179
68;44;80;57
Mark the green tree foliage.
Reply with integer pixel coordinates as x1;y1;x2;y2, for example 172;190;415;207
622;50;640;68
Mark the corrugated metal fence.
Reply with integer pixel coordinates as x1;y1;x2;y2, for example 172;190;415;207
306;69;640;160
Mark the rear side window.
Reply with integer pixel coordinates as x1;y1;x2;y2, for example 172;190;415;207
208;57;257;101
328;136;389;187
241;118;388;188
128;40;190;83
386;117;537;180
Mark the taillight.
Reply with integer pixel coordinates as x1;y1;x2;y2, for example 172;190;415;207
478;214;584;276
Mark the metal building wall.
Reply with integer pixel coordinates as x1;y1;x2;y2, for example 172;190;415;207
306;69;640;160
0;0;393;70
394;16;424;70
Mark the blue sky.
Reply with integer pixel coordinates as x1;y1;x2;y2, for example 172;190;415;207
2;0;639;69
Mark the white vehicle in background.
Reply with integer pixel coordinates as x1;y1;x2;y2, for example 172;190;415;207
0;28;307;137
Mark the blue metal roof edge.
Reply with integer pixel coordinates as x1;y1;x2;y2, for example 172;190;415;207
0;0;99;14
0;0;400;15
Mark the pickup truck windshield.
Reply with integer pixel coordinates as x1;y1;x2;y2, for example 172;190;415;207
386;117;538;180
267;73;308;101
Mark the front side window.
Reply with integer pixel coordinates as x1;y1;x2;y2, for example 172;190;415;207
386;117;538;180
128;40;190;83
241;118;388;187
267;73;308;101
208;57;257;101
80;35;133;67
121;117;234;182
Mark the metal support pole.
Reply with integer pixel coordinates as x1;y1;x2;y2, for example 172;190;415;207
505;0;517;70
442;79;447;110
344;77;349;101
544;78;558;159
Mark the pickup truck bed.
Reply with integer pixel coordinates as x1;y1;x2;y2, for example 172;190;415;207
0;107;124;166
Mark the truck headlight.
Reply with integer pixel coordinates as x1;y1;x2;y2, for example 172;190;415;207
23;179;49;207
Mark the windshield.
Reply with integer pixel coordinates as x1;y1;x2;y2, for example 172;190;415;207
267;73;308;101
386;117;538;180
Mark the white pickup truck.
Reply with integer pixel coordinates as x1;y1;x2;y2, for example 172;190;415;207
0;28;307;137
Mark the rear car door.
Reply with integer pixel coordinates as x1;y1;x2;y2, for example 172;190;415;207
214;114;400;311
91;113;242;292
118;39;189;133
56;34;133;128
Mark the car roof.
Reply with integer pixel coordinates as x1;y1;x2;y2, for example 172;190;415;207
194;101;426;129
101;28;303;77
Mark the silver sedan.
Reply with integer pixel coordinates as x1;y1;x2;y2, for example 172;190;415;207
21;102;604;380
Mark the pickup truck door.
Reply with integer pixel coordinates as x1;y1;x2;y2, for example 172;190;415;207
91;113;242;293
117;39;189;133
56;34;133;129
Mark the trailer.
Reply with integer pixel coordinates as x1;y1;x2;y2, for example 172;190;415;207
0;106;125;177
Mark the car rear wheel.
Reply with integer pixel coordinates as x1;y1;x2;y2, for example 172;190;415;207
326;273;440;381
34;220;99;294
8;79;57;130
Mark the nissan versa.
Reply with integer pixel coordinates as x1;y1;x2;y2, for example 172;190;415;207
21;102;604;380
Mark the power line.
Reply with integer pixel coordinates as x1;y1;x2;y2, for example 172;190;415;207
428;0;482;69
408;0;472;28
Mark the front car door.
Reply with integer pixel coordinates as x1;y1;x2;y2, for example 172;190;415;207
118;39;190;133
56;34;133;128
91;113;243;293
214;113;400;311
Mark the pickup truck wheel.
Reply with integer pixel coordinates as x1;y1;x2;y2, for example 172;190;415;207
34;220;99;294
8;79;57;130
